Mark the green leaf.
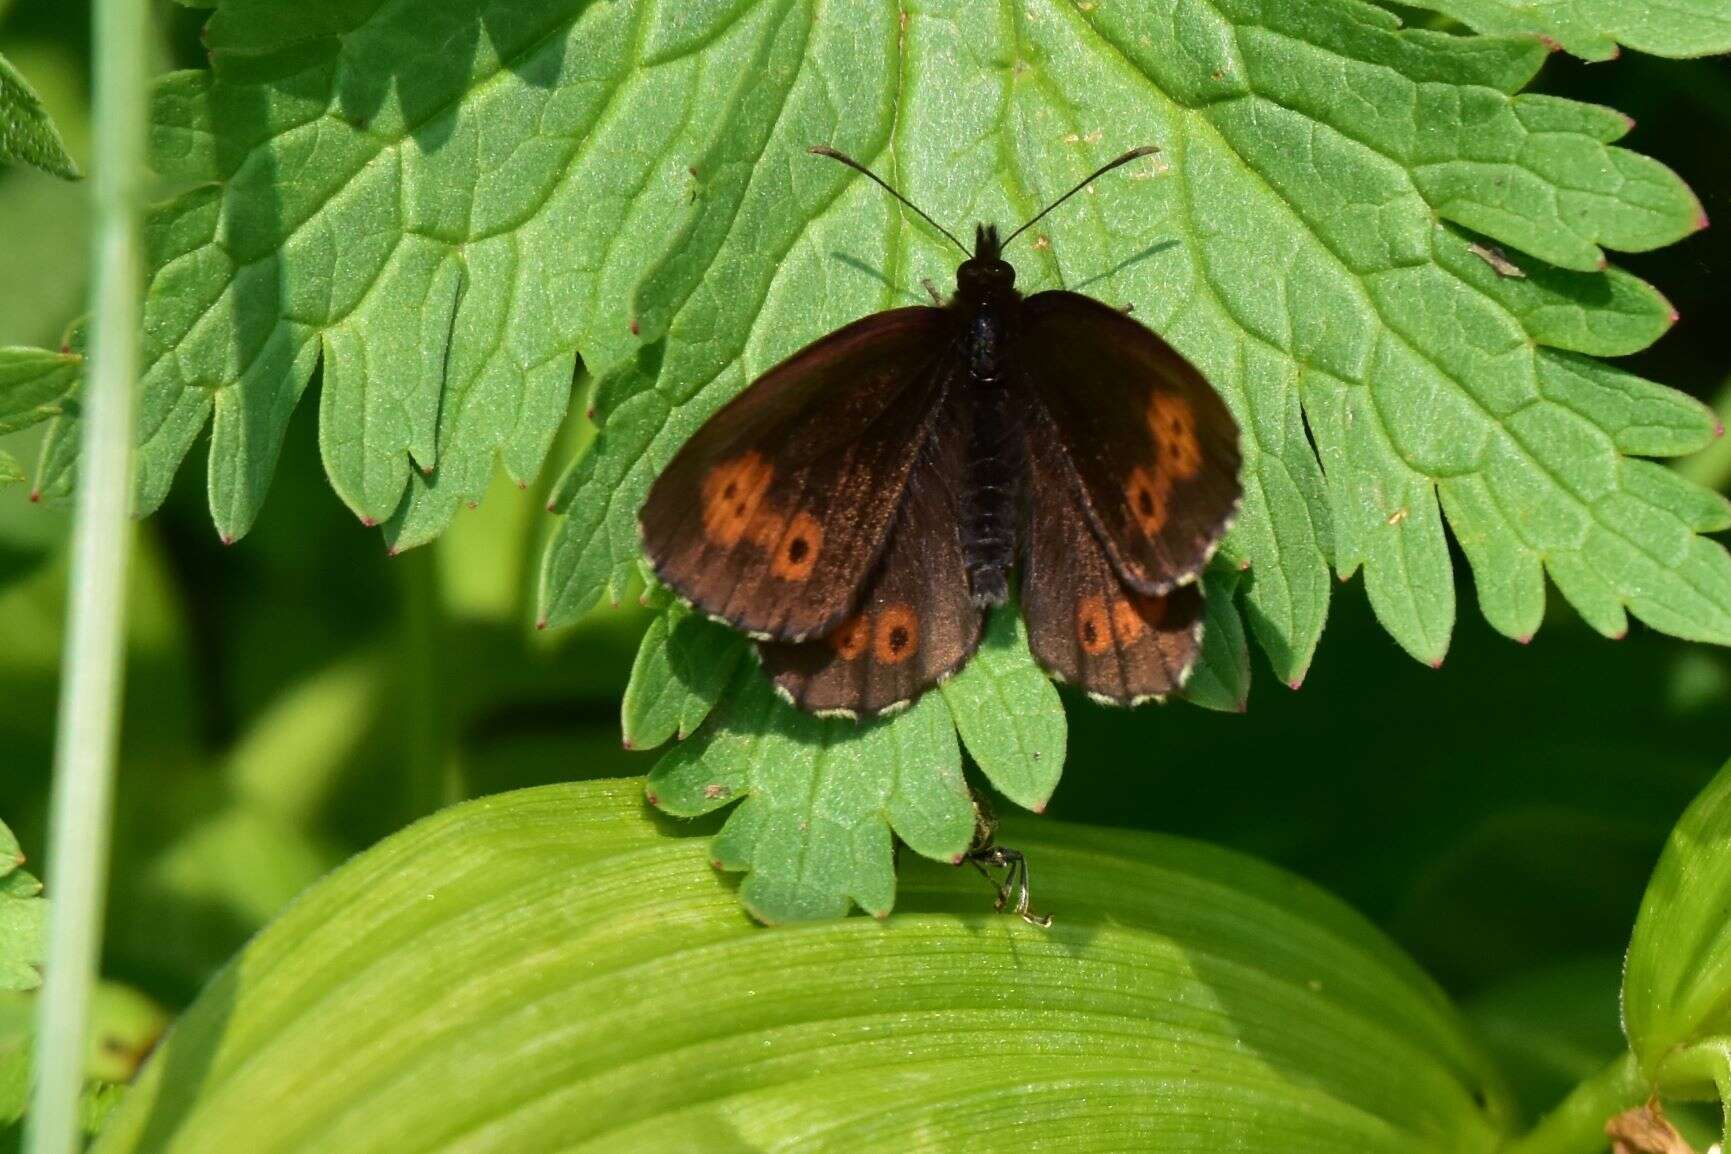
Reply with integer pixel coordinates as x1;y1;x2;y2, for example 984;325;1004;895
939;606;1065;812
0;52;79;179
137;0;797;547
539;0;1722;689
0;345;80;435
1391;0;1731;61
0;451;21;487
89;778;1515;1154
1623;756;1731;1120
1180;567;1253;711
621;602;747;751
0;820;44;993
648;676;975;922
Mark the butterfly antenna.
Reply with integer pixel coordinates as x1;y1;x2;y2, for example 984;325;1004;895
809;146;972;257
1000;145;1160;250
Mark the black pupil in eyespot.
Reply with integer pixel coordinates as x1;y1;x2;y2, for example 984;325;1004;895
889;626;908;650
788;538;808;561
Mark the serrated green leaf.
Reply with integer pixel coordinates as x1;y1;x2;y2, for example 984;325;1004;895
621;603;747;751
0;345;80;435
0;52;79;179
89;778;1516;1154
0;451;21;487
137;0;789;546
939;606;1065;812
1393;0;1731;61
538;0;1722;696
1181;568;1252;712
0;820;44;992
1624;757;1731;1119
649;674;974;922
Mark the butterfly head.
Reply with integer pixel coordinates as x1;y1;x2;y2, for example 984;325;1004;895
956;224;1017;302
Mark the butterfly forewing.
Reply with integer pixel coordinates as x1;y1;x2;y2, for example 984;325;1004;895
640;306;956;641
1021;413;1205;704
1017;291;1241;595
758;385;984;716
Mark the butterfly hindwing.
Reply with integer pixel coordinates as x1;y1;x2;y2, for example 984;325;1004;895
1017;290;1241;594
640;307;956;641
1021;414;1205;704
758;387;984;716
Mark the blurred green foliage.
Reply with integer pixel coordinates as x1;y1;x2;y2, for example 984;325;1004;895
0;0;1728;1147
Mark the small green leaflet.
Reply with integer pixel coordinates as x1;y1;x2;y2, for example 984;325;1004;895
0;820;45;992
649;674;975;921
1392;0;1731;61
0;52;78;179
1623;757;1731;1135
0;343;84;499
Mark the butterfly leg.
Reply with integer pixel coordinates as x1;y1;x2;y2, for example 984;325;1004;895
922;277;943;306
1119;302;1135;315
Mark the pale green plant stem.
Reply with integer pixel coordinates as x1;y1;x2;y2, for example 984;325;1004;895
25;0;148;1150
1504;1053;1650;1154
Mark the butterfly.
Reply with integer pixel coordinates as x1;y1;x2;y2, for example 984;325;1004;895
640;145;1242;718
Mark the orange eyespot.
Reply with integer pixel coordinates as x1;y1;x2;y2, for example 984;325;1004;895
701;452;775;547
1077;596;1112;655
1110;597;1147;644
1126;466;1171;536
830;614;870;660
770;512;823;581
874;604;919;665
1148;392;1202;479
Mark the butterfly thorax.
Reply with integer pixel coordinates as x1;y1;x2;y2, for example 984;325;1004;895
954;226;1021;385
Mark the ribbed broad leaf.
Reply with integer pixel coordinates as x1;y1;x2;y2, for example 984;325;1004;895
1623;757;1731;1128
90;778;1516;1154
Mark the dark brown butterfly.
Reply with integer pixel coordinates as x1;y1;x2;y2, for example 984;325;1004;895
640;146;1242;718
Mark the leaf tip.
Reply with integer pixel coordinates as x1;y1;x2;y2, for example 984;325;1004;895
359;515;377;528
1714;418;1725;440
629;318;641;336
644;789;660;807
1695;205;1711;233
27;489;41;504
535;616;549;631
219;532;236;547
621;735;635;751
1287;677;1304;691
1514;632;1533;646
1427;656;1445;669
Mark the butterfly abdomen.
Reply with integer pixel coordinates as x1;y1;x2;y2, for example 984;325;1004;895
961;380;1024;607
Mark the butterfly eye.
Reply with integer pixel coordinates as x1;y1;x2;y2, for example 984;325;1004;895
873;605;920;665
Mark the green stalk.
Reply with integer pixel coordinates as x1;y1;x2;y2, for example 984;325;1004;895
1503;1053;1650;1154
25;0;148;1149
